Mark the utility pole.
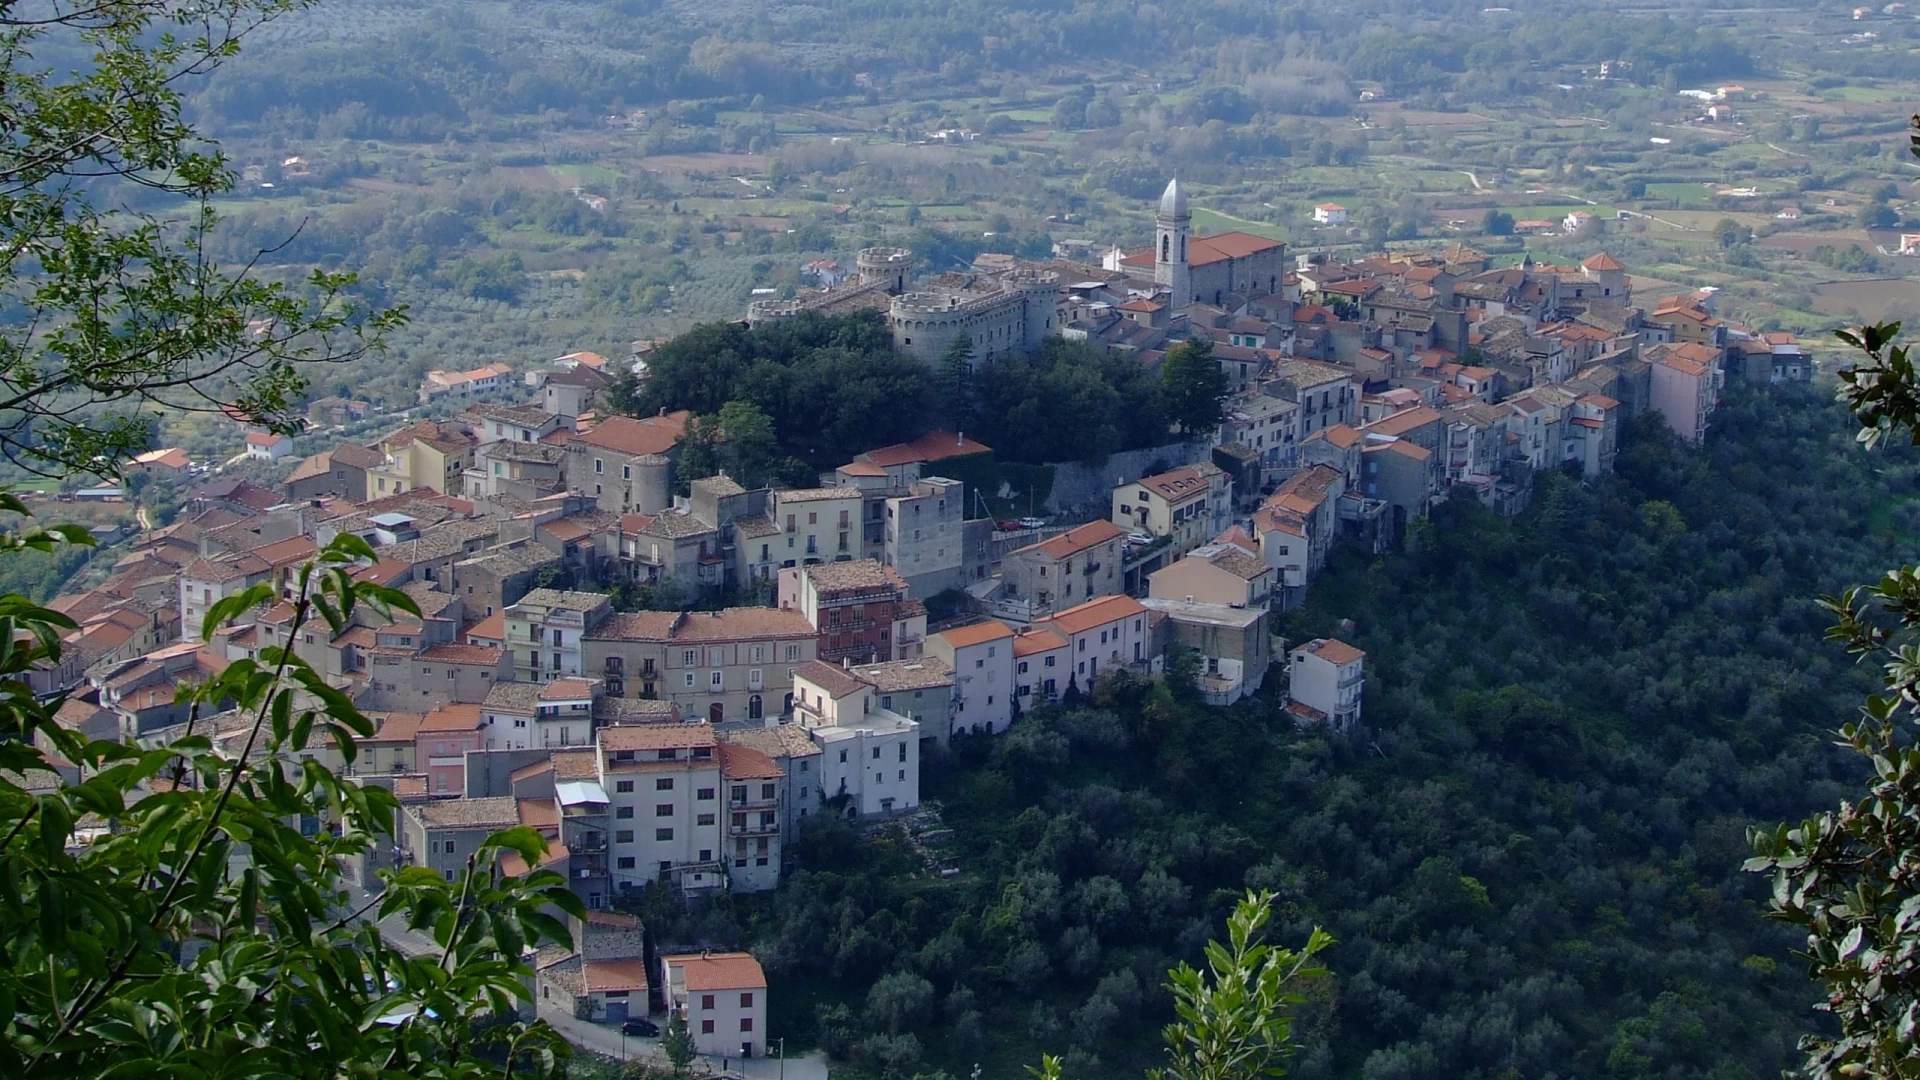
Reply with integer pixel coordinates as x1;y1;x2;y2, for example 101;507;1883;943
777;1037;786;1080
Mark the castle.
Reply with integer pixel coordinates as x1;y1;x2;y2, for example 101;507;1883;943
747;247;1058;367
746;178;1286;364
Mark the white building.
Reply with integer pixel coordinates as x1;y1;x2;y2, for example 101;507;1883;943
927;620;1015;737
596;724;726;894
1036;594;1153;692
244;431;294;461
1314;203;1349;225
664;952;768;1059
1287;637;1364;728
791;660;921;818
1012;627;1070;707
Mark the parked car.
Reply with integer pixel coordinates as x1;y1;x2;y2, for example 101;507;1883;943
1016;516;1047;529
621;1018;659;1037
1127;532;1155;547
995;519;1020;532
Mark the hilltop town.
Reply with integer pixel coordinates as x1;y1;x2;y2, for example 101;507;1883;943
24;176;1807;1056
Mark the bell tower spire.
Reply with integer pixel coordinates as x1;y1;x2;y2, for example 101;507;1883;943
1154;177;1191;306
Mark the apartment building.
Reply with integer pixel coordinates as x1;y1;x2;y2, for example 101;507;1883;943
1148;544;1273;608
1036;594;1153;691
505;589;613;683
791;661;921;818
1011;628;1070;707
1113;464;1233;559
882;477;968;597
1650;343;1721;446
417;703;485;796
663;952;768;1058
582;607;818;725
1143;598;1271;706
1288;637;1365;728
596;724;726;894
769;487;864;567
998;520;1125;623
718;742;785;892
723;725;825;840
778;560;917;665
928;620;1014;738
847;657;956;743
400;796;522;882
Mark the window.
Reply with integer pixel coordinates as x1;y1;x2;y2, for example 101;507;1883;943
898;744;907;762
731;785;747;802
616;830;634;843
701;995;715;1010
1045;656;1056;667
785;644;800;662
761;783;776;799
697;813;715;826
700;848;712;861
446;669;455;680
655;827;674;841
740;1018;754;1032
594;458;604;474
656;778;674;791
442;840;457;855
702;1020;715;1035
616;807;633;819
710;671;724;691
616;780;635;793
656;804;674;817
872;747;881;759
684;672;696;688
681;649;697;666
697;787;715;800
617;856;635;869
1018;661;1028;674
838;749;848;763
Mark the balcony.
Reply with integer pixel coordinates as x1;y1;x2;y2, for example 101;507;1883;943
728;822;778;836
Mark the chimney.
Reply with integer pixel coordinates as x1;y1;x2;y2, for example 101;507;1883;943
956;431;963;446
658;407;667;417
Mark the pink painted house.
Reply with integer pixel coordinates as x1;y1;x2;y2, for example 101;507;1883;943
415;702;484;795
1649;343;1722;445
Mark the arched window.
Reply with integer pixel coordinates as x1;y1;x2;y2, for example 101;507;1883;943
1180;236;1187;260
1160;235;1170;261
709;702;724;724
748;695;763;720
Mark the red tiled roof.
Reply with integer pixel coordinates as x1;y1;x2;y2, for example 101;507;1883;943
859;430;992;468
464;612;505;643
1306;638;1365;665
418;703;483;733
421;643;502;665
937;620;1014;649
664;952;766;992
1045;594;1147;635
1014;520;1124;562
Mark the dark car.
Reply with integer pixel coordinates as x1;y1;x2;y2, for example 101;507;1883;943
996;519;1020;532
621;1018;659;1037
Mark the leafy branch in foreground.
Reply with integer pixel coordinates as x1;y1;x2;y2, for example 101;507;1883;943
1031;892;1331;1080
0;0;404;476
0;521;581;1079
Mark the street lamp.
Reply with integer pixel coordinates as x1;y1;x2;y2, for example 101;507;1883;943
776;1037;786;1080
622;1027;628;1063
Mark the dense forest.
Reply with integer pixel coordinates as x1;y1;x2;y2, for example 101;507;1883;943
627;385;1905;1080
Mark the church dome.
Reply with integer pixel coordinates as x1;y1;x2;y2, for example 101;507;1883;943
1158;177;1189;219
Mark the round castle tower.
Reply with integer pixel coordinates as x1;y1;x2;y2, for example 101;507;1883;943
745;298;804;326
858;247;914;294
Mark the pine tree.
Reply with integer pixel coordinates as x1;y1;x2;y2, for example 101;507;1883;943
939;336;976;433
1161;339;1230;436
663;1012;697;1073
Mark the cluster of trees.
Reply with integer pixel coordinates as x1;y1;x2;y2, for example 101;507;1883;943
634;386;1894;1079
611;313;1219;469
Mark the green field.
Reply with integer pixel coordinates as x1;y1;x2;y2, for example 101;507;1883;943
1191;207;1290;240
1645;182;1717;205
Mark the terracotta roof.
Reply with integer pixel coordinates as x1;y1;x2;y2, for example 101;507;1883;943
837;461;888;478
417;796;520;829
540;678;596;701
131;448;190;469
1304;638;1364;665
518;797;559;829
851;657;954;693
1118;231;1285;269
1117;299;1165;313
538;519;592;543
723;725;821;760
599;724;717;751
1133;467;1210;503
857;429;992;468
795;659;868;699
936;620;1013;649
572;415;681;458
801;560;905;593
1012;628;1068;657
464;612;505;643
1375;440;1431;461
553;749;598;780
353;560;412;586
588;608;814;643
1045;594;1148;636
1014;520;1124;562
1319;425;1361;450
418;703;483;733
1657;353;1709;378
1361;407;1444;438
511;759;554;783
719;742;784;780
584;959;651;995
420;643;501;666
664;952;766;992
393;776;428;798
